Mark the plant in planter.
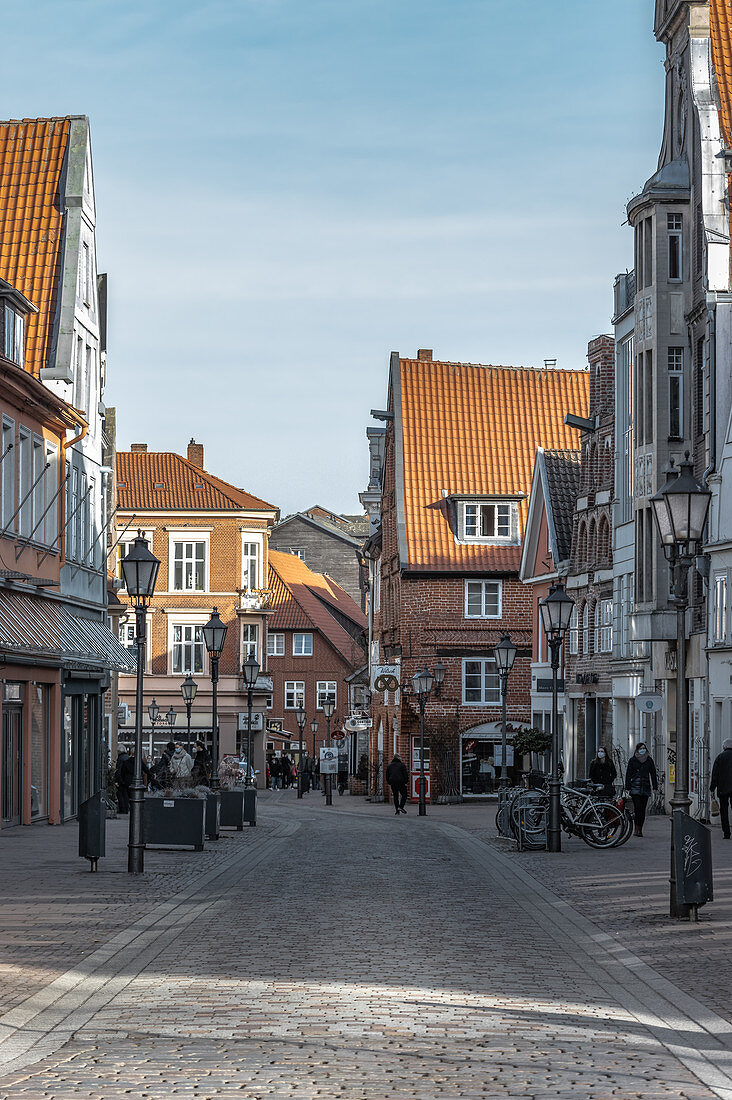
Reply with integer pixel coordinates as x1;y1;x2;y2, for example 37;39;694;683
217;755;247;829
508;726;552;773
143;785;208;849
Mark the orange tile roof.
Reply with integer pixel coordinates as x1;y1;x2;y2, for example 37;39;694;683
711;0;732;145
393;358;589;572
268;550;366;666
117;451;277;513
0;118;71;376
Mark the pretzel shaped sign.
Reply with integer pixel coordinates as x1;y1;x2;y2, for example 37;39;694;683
374;673;400;693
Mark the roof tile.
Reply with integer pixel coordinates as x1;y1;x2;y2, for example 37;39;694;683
117;452;277;513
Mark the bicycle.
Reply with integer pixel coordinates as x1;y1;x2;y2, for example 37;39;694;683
508;782;626;849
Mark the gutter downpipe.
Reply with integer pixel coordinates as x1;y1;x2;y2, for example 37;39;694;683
699;301;716;824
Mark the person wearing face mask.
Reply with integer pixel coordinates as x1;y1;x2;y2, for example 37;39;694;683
624;742;658;837
710;738;732;839
588;746;617;798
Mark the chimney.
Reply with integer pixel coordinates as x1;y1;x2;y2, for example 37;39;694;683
417;349;433;361
130;443;148;453
187;438;204;469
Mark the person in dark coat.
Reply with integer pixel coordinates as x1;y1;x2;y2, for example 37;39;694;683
710;737;732;839
624;742;658;837
386;754;409;815
115;746;131;813
281;755;292;789
118;747;150;804
588;747;617;798
191;740;211;786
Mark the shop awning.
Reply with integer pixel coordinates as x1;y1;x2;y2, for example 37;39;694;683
0;591;136;673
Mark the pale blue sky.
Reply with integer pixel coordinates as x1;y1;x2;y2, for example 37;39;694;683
4;1;663;514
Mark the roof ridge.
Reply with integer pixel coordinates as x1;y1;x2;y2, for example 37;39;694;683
401;359;589;373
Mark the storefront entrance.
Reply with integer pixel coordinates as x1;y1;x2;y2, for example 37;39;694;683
2;706;22;826
461;729;519;797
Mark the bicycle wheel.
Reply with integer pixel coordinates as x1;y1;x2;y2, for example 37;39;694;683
578;802;625;848
511;791;547;849
612;809;634;848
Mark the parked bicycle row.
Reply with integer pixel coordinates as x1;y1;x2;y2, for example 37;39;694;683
496;774;635;851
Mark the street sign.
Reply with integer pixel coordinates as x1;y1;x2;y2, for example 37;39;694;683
345;716;372;731
238;711;263;731
320;747;338;774
332;730;346;742
635;692;663;714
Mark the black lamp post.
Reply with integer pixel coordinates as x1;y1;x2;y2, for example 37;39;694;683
202;607;228;791
180;674;198;753
241;653;260;787
322;699;335;806
651;452;711;918
296;704;306;798
147;697;160;729
120;532;160;875
411;667;435;817
539;583;574;852
494;633;517;789
166;706;177;732
310;717;319;784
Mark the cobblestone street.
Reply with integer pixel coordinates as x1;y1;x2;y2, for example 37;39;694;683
0;793;731;1098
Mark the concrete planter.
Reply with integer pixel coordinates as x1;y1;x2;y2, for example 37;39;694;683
220;789;245;830
143;797;205;850
205;792;221;840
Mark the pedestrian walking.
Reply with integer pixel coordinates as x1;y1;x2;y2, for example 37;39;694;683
624;742;658;837
589;746;617;798
386;753;409;815
153;741;177;788
115;745;131;813
313;758;320;790
118;746;150;803
281;754;292;788
191;740;212;786
710;737;732;839
169;743;193;782
270;756;281;790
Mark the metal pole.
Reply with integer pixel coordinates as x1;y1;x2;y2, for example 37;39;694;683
670;558;691;918
547;637;561;852
297;720;304;799
325;713;333;806
186;701;192;755
211;655;220;791
500;672;508;788
418;694;427;816
128;606;146;874
246;686;253;788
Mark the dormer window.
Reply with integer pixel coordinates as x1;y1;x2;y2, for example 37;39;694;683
458;500;519;543
4;305;24;367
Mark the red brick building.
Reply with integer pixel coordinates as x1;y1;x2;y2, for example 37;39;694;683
115;440;278;782
266;550;366;760
363;350;589;801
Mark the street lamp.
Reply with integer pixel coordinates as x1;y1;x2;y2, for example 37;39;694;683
202;607;228;791
296;704;306;798
651;452;712;918
120;532;160;875
539;582;574;852
493;633;517;789
166;706;177;730
411;667;435;817
147;698;160;726
310;717;319;784
433;658;446;697
322;699;335;806
180;674;198;753
241;653;260;787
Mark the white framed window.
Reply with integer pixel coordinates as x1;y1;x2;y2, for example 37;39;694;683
118;614;152;672
462;658;500;705
172;540;207;591
317;681;337;710
582;602;590;655
242;540;260;590
118;530;153;586
1;416;14;529
18;426;31;538
79;241;92;304
464;579;502;618
593;602;601;654
460;500;517;542
568;605;578;655
293;633;313;656
43;442;58;546
600;599;612;653
242;622;258;661
713;574;727;644
667;212;682;282
267;632;285;657
4;306;24;366
289;547;305;560
668;347;683;439
172;623;205;674
31;435;45;541
285;681;305;710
